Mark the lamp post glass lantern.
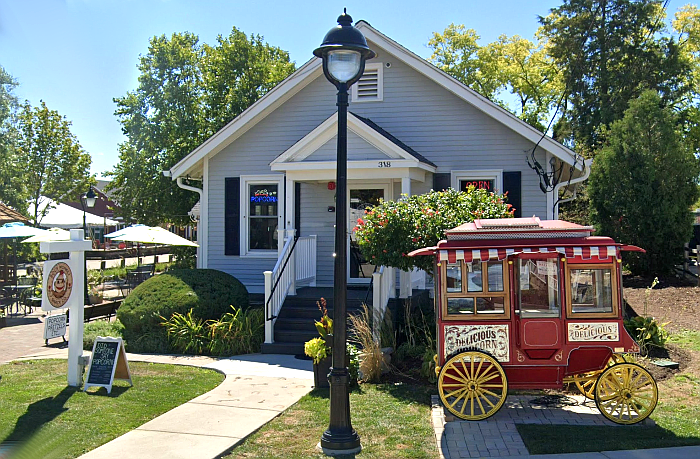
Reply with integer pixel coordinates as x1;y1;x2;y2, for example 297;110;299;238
314;10;374;456
81;186;96;305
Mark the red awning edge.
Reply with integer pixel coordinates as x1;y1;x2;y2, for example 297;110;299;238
621;244;646;253
408;247;437;257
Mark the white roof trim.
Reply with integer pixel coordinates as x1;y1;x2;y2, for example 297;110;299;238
170;21;581;180
270;112;433;169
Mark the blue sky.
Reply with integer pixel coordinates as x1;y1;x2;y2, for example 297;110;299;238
0;0;689;178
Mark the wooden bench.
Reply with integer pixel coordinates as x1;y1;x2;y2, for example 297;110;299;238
66;300;121;322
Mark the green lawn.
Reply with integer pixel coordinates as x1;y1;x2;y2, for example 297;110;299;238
0;360;223;459
227;383;438;459
668;329;700;352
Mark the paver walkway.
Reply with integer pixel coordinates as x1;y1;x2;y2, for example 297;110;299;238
432;394;664;458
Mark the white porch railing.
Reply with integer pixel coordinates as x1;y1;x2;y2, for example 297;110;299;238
264;230;317;344
295;235;317;287
372;265;395;342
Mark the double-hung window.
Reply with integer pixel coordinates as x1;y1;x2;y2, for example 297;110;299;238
240;175;284;257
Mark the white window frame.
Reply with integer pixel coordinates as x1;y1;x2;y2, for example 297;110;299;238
240;174;285;258
451;169;503;194
351;62;384;102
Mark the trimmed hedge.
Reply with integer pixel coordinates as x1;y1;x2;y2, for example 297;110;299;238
117;269;249;353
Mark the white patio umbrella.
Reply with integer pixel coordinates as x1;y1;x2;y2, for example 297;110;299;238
0;222;47;239
21;227;71;243
105;225;198;247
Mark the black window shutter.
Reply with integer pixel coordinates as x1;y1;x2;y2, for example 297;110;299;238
225;177;240;255
294;182;301;236
433;173;451;191
502;171;522;218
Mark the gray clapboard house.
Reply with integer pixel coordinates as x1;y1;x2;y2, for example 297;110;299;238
168;20;588;353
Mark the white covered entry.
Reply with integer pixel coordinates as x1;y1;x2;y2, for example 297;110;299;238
270;111;436;293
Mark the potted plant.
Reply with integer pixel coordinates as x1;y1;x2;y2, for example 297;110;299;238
305;298;333;388
305;337;331;387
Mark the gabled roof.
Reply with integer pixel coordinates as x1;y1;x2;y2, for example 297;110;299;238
270;111;436;171
170;20;580;180
0;202;28;225
352;113;436;167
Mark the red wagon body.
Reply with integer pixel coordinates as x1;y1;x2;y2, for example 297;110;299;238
410;217;657;423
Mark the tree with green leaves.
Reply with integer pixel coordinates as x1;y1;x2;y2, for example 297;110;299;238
16;101;93;225
0;66;27;212
539;0;693;151
109;27;295;224
354;187;514;275
589;90;700;275
429;24;562;131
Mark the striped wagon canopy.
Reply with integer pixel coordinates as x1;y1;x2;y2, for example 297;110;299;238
407;217;645;261
438;245;619;263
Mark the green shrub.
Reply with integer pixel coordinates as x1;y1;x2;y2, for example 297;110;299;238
395;342;426;363
83;320;126;351
208;306;264;356
624;316;669;355
421;348;437;384
117;269;248;353
589;91;700;275
162;309;209;355
355;187;513;275
161;306;265;356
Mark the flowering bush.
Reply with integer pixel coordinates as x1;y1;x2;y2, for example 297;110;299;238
354;186;513;274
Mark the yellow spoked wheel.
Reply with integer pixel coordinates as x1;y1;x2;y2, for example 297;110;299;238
571;354;626;400
438;351;508;421
594;363;658;424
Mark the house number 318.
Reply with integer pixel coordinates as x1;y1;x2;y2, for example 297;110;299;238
378;161;391;168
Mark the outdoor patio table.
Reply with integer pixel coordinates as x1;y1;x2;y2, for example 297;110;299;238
1;285;34;314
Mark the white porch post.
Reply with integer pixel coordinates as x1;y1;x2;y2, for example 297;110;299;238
284;178;296;295
400;177;412;298
288;229;297;295
285;177;295;232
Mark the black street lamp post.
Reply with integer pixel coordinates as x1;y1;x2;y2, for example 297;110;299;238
81;186;97;305
313;10;375;456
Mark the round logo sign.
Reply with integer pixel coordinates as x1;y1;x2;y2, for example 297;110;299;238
46;262;73;308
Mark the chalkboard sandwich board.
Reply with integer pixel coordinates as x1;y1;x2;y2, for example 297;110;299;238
84;337;132;393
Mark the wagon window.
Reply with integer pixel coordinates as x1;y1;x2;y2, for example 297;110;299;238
569;267;614;314
442;259;509;320
476;297;505;314
518;259;560;317
446;263;462;293
487;261;504;292
466;261;483;292
447;297;474;315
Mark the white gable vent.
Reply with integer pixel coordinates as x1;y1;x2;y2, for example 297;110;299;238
352;63;383;102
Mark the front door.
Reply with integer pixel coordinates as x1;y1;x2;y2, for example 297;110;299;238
347;186;388;283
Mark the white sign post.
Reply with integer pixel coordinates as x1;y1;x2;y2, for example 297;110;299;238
40;229;92;387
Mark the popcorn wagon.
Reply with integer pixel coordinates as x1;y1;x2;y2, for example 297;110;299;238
409;217;657;424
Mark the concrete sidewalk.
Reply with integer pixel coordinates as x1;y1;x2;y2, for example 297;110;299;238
19;348;314;459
